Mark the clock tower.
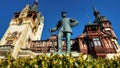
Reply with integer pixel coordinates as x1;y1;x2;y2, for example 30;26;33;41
0;0;44;59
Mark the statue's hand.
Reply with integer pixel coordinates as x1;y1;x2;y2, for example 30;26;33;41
49;29;54;33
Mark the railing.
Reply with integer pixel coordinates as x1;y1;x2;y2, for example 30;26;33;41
0;45;14;50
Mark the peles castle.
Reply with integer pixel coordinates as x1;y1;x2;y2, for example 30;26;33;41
0;0;120;59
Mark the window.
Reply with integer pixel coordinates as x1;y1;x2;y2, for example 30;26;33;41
106;30;112;35
112;41;118;50
90;41;94;47
93;38;102;46
11;31;17;37
38;23;40;25
18;19;22;26
37;44;40;47
14;12;20;18
27;13;32;18
103;23;108;27
21;14;25;17
91;27;97;31
82;41;86;47
6;40;13;45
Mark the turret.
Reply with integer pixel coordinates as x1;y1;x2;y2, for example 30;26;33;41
31;0;38;12
92;6;100;18
0;0;44;59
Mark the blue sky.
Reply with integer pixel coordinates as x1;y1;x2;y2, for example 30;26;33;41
0;0;120;44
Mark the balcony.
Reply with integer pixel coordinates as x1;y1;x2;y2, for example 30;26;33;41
0;45;14;50
0;45;14;58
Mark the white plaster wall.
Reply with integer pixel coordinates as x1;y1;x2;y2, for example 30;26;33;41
34;16;44;40
34;23;44;40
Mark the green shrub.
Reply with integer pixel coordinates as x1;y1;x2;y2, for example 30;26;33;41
0;53;120;68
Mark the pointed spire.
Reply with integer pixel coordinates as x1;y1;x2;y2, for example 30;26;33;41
31;0;38;12
92;6;100;17
92;6;98;12
36;0;38;2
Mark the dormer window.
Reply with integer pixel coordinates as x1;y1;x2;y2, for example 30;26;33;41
106;30;112;35
13;12;20;18
27;13;32;18
103;22;108;27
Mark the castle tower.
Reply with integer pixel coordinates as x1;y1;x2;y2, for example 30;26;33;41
92;7;120;53
0;0;44;59
77;6;120;58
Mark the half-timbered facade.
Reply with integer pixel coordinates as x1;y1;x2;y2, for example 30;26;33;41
77;7;120;58
20;14;120;58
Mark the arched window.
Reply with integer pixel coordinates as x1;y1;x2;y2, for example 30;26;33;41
6;40;13;45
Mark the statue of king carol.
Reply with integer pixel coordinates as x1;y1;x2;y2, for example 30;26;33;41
50;11;79;53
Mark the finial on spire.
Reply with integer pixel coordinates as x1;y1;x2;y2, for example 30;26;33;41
35;0;38;2
92;5;100;17
92;6;98;12
34;0;38;5
31;0;38;12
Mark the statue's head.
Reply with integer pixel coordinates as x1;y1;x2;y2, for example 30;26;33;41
61;11;66;18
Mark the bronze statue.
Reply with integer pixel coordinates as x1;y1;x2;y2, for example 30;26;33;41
50;11;79;53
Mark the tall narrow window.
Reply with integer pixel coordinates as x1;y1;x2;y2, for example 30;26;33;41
91;27;97;32
93;38;102;46
112;41;118;50
106;30;112;35
90;41;94;47
18;19;22;26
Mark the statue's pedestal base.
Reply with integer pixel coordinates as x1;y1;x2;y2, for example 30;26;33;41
51;51;80;57
35;51;81;57
53;52;70;56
